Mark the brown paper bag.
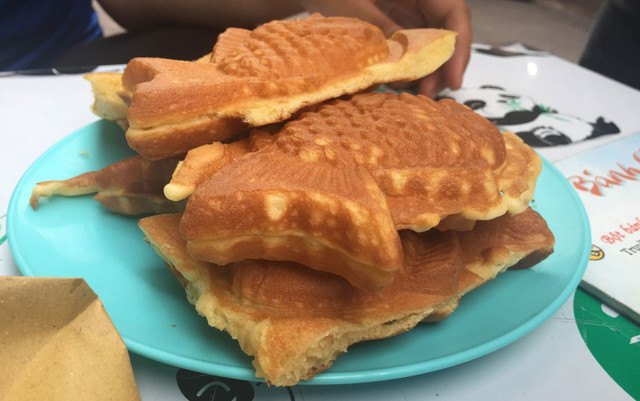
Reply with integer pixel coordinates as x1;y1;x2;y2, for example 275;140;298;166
0;276;140;401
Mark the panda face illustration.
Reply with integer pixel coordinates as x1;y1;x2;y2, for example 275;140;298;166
439;85;620;147
453;86;539;121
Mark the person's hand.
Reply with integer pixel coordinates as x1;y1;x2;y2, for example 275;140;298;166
300;0;471;97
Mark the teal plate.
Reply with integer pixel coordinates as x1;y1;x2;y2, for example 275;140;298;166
8;120;590;385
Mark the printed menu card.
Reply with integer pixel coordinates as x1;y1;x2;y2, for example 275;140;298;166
555;133;640;325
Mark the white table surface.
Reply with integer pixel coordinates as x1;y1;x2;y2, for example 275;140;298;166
1;46;638;400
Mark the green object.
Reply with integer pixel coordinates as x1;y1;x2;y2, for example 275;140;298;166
0;214;6;247
574;288;640;399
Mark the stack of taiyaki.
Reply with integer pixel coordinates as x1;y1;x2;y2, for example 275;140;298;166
29;14;555;386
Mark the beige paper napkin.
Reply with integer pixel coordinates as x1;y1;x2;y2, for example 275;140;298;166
0;276;140;400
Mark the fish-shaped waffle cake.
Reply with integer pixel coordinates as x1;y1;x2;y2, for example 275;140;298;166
164;137;255;202
24;12;556;391
82;52;214;131
176;92;542;289
120;14;456;159
84;72;130;131
180;150;403;290
29;155;184;215
139;208;555;386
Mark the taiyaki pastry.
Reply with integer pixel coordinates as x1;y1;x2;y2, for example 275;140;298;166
22;10;557;389
84;53;213;130
164;137;254;202
139;207;555;386
30;155;184;215
84;72;129;130
120;14;457;159
181;150;402;290
174;92;542;289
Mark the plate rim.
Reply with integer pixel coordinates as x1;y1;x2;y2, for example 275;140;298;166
7;120;591;385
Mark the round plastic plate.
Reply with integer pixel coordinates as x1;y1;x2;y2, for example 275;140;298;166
8;120;590;384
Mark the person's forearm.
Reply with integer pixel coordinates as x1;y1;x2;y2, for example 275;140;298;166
97;0;305;31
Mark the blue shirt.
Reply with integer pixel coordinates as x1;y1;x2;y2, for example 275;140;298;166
0;0;103;71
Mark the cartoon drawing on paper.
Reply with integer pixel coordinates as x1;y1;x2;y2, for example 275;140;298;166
439;85;620;147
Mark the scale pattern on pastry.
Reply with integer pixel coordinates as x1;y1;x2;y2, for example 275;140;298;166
120;14;457;159
139;208;555;386
176;92;542;289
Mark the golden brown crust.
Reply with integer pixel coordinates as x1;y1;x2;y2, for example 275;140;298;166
30;171;99;210
138;207;555;386
93;155;185;214
181;151;402;290
125;115;249;161
177;92;541;290
121;15;456;159
169;93;540;229
30;156;185;215
498;131;542;215
164;138;253;201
